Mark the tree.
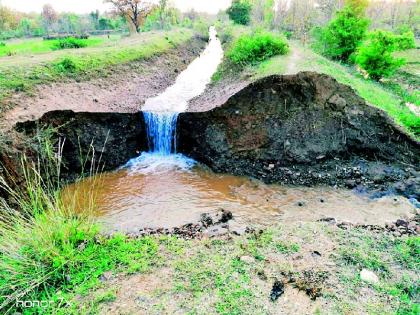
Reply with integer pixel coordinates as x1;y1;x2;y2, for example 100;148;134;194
158;0;167;29
227;0;252;25
355;30;405;80
314;0;369;62
105;0;154;33
41;4;57;34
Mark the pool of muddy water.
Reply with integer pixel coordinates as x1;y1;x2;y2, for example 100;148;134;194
63;159;416;234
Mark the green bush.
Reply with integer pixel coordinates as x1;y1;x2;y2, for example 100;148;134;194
53;37;88;50
226;0;252;25
55;57;78;73
227;32;289;66
0;42;5;47
313;1;369;62
356;30;405;80
395;31;416;51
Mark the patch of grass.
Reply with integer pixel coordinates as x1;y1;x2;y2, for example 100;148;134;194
275;241;300;254
0;37;103;57
393;236;420;270
227;31;289;67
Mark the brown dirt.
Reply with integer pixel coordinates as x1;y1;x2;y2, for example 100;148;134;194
1;37;206;130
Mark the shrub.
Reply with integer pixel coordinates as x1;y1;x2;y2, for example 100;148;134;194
313;0;369;62
226;0;252;25
355;30;405;80
55;57;78;73
395;31;416;51
227;31;289;66
53;37;88;50
0;42;5;47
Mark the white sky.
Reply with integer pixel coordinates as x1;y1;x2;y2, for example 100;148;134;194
2;0;231;14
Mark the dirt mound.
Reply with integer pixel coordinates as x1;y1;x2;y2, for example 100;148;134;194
178;72;420;198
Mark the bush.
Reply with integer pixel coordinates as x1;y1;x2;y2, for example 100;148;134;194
226;0;252;25
355;30;405;80
55;57;78;73
395;31;416;51
227;31;289;66
313;1;369;62
53;37;88;50
0;42;5;47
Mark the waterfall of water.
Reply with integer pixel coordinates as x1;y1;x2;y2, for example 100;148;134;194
143;112;178;155
125;26;223;173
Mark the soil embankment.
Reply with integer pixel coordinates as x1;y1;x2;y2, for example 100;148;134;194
179;72;420;198
8;72;420;199
1;36;206;129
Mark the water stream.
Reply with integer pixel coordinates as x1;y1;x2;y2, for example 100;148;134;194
63;28;416;233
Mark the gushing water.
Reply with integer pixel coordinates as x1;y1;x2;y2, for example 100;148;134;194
143;112;178;155
125;26;223;174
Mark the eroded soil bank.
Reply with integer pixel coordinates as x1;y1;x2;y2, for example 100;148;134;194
0;35;206;129
8;72;420;199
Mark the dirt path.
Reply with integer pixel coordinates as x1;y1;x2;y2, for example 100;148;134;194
1;37;205;129
285;43;304;75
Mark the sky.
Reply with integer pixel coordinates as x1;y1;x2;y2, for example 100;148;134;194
1;0;231;14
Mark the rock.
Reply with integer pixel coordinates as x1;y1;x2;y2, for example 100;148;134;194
200;213;213;227
311;251;322;258
396;219;408;227
270;280;285;302
360;269;379;284
100;271;113;282
297;201;306;207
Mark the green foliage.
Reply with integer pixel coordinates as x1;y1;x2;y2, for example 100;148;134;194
227;31;289;66
227;0;252;25
0;41;5;47
394;237;420;270
55;57;78;73
395;31;416;51
355;30;405;80
52;37;88;50
313;2;369;62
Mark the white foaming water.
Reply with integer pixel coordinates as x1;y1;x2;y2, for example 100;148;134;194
126;27;223;174
142;26;223;112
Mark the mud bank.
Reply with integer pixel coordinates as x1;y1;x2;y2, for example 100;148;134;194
1;36;206;129
178;72;420;199
10;72;420;199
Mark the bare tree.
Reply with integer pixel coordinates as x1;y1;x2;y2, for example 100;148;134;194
41;3;58;35
105;0;153;33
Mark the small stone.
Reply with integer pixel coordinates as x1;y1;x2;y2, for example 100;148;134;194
270;280;285;302
360;269;379;284
268;164;275;170
100;271;113;282
396;219;408;227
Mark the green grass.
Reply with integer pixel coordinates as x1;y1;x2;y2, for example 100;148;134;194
0;37;104;57
0;29;194;107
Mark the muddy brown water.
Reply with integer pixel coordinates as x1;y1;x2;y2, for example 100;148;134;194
63;162;416;233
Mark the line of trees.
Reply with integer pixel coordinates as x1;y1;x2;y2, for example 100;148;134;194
226;0;419;38
0;4;128;40
0;0;196;40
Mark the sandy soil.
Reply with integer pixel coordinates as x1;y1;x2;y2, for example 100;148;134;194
1;38;206;129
